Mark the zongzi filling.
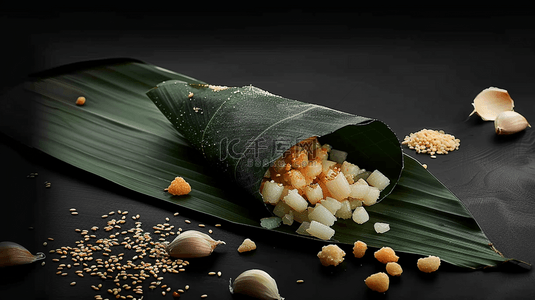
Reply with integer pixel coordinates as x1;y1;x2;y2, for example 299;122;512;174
260;137;391;240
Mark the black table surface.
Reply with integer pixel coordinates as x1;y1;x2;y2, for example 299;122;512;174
1;6;534;300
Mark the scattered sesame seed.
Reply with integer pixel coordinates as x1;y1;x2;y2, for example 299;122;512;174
71;212;79;215
174;212;179;216
296;279;305;283
43;242;48;246
48;210;193;300
201;294;208;298
184;220;191;224
70;282;77;286
208;272;216;276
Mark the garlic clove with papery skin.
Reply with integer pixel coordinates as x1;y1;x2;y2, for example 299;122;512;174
229;269;284;300
0;241;46;267
469;87;515;121
165;230;225;258
494;111;531;135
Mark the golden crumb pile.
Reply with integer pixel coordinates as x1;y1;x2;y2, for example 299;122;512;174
402;129;460;157
374;247;399;264
237;238;257;253
386;262;403;276
352;240;367;258
166;176;191;196
365;272;389;293
417;255;441;273
317;244;346;266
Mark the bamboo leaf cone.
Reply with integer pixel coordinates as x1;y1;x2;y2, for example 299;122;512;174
146;81;403;204
0;58;528;269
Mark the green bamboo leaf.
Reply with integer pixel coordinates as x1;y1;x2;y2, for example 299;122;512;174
0;58;526;269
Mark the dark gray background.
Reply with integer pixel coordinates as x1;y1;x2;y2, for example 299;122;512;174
1;6;534;300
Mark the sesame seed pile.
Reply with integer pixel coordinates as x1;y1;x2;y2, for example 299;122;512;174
49;209;210;300
401;129;460;158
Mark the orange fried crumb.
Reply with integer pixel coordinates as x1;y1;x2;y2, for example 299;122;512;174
317;244;346;266
352;240;367;258
76;96;86;106
237;238;256;253
374;247;399;264
417;255;441;273
365;272;389;293
386;262;403;276
166;177;191;196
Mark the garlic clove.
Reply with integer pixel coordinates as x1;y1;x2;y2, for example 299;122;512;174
494;111;531;135
0;241;46;267
229;269;284;300
470;87;515;121
165;230;225;258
